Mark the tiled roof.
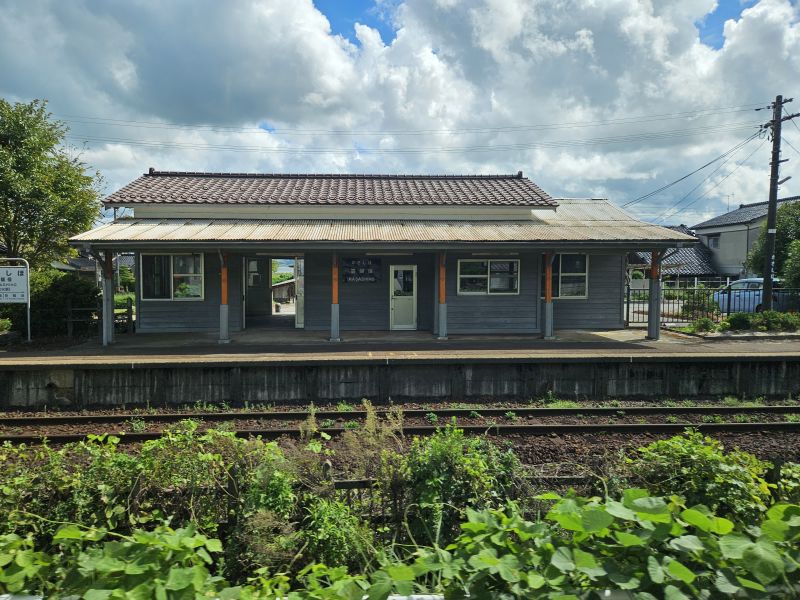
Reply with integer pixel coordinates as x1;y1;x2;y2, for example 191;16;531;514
71;199;693;246
692;196;800;229
102;171;557;208
631;225;717;276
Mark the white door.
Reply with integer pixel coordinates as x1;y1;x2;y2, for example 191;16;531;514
390;265;417;330
294;257;305;328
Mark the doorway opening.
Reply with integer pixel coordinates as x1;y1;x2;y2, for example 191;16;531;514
244;256;304;329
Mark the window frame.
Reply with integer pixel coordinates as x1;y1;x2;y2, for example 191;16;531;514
541;254;590;300
457;259;521;296
706;235;720;249
140;252;205;302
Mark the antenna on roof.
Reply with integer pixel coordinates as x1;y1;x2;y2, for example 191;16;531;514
517;170;523;178
148;167;155;175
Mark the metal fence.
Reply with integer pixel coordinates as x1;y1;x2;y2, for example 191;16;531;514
625;286;800;325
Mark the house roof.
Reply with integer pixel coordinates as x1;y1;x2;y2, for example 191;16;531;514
71;199;694;249
692;196;800;229
102;170;557;208
631;225;717;276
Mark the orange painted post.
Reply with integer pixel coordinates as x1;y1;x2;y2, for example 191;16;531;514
219;252;230;343
330;253;341;341
543;252;554;339
437;252;447;339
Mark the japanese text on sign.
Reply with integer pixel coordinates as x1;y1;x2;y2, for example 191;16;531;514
0;267;28;303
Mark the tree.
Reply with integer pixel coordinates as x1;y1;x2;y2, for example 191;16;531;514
118;265;135;291
783;239;800;289
746;201;800;277
0;99;101;269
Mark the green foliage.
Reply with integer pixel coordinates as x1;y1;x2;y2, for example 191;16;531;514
777;462;800;504
118;265;135;291
300;498;373;571
399;495;800;598
724;310;800;332
630;269;645;279
626;431;772;522
114;291;135;309
747;199;800;276
273;271;294;285
680;288;720;318
386;426;522;546
727;311;753;330
690;316;716;332
0;98;100;269
784;239;800;288
0;318;9;333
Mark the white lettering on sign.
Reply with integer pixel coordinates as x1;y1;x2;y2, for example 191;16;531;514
0;267;28;303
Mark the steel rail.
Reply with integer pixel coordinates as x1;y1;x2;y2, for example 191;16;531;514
2;421;799;445
2;404;799;426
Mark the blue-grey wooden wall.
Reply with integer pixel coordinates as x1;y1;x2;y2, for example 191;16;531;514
135;252;243;333
552;253;625;329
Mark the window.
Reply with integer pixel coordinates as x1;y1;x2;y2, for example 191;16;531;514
541;254;589;299
457;259;520;295
141;253;204;300
707;235;720;249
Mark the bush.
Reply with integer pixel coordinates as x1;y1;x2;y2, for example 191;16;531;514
777;462;800;504
690;316;716;332
383;426;522;546
299;497;373;570
0;318;10;333
727;311;753;330
626;430;772;522
680;288;720;319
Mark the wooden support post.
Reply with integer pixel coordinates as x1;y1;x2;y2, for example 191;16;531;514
437;252;447;339
647;250;663;340
102;251;114;346
330;253;341;341
543;252;555;339
219;252;230;343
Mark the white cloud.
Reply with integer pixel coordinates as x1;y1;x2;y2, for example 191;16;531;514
1;0;799;224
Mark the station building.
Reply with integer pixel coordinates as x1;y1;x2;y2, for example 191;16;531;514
70;170;692;344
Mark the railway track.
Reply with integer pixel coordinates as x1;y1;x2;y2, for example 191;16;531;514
2;404;799;425
2;420;799;445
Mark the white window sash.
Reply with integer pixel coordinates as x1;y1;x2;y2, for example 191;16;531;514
457;259;520;296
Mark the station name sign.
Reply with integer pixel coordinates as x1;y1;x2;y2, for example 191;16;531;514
0;267;28;303
342;258;382;283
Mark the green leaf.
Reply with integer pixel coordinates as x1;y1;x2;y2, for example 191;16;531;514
680;508;712;532
497;554;521;583
669;535;704;553
53;524;85;540
719;533;751;559
736;576;767;592
550;547;575;573
573;548;605;578
615;531;646;547
714;569;741;594
368;571;393;600
666;559;696;584
647;556;664;584
742;540;784;585
581;508;614;533
385;565;415;582
664;584;690;600
165;566;196;590
84;590;114;600
205;538;223;553
527;572;546;589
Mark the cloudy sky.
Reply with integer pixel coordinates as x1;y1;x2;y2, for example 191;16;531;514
1;0;799;225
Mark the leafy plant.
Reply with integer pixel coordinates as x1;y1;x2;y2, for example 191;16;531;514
0;318;10;333
335;402;354;413
504;411;518;421
625;430;772;522
299;498;373;571
690;316;717;332
126;416;146;433
424;412;438;425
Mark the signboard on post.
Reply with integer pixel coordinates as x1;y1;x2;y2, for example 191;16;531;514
0;259;31;342
0;267;28;303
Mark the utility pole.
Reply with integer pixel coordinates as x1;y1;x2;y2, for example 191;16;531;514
760;95;800;309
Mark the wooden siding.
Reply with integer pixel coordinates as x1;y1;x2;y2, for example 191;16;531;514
445;253;540;334
136;252;243;333
552;253;625;329
303;252;435;331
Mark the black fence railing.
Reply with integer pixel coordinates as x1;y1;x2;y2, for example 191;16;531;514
625;286;800;325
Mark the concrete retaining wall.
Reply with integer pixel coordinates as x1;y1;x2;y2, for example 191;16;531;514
2;356;799;409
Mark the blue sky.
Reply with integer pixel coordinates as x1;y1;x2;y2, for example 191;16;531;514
316;0;756;50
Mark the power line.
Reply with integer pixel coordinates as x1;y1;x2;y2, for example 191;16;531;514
66;121;759;156
55;102;766;137
655;136;768;224
621;130;761;208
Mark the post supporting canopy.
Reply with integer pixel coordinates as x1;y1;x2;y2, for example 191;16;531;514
437;252;447;340
646;250;664;341
543;252;555;339
330;252;341;341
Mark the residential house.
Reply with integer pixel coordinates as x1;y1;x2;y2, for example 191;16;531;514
692;197;800;277
628;225;718;285
70;170;693;344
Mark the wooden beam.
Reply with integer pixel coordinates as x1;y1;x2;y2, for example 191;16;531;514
651;250;663;280
103;251;113;280
331;253;339;305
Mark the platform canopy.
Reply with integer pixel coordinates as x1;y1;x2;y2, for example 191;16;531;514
72;199;694;251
